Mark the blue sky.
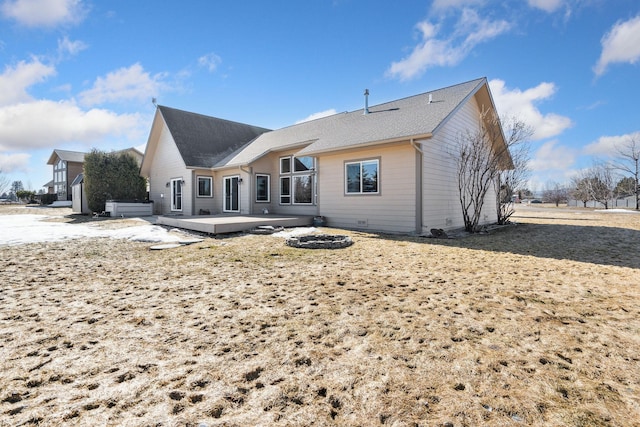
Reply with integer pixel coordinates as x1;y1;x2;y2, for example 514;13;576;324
1;0;639;194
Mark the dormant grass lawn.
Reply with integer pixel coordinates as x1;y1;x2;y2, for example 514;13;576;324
1;204;638;426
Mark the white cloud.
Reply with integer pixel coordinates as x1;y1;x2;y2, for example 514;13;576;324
431;0;484;12
529;140;577;171
489;79;573;140
0;152;30;172
0;100;141;151
387;9;511;81
198;53;222;72
527;0;563;13
1;0;86;28
57;36;87;57
0;58;55;106
594;15;640;76
78;63;166;106
295;109;337;124
583;131;640;157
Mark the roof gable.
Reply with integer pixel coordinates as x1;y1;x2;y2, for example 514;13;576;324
157;106;271;168
47;149;87;165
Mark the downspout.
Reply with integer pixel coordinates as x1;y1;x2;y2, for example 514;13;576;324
411;139;424;235
240;165;252;214
191;169;196;216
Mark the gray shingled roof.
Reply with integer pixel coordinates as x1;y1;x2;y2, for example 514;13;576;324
47;149;87;165
218;78;488;167
158;106;271;168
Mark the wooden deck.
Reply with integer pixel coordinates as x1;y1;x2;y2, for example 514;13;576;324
156;214;314;234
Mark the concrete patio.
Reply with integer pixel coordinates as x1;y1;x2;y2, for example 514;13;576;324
156;214;314;234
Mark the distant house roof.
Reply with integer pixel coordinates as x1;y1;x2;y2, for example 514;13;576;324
47;147;146;168
47;149;86;165
218;77;493;167
157;105;271;169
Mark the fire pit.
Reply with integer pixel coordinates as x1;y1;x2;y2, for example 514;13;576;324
286;234;353;249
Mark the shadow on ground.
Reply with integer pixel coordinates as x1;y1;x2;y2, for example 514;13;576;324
375;222;640;270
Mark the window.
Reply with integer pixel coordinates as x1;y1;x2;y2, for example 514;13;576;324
294;156;313;172
280;157;291;174
280;155;315;205
196;176;212;197
294;175;312;204
171;178;183;211
280;177;291;204
256;174;270;202
53;159;68;200
345;159;379;194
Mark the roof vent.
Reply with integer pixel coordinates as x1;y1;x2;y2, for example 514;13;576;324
428;93;433;104
363;89;369;115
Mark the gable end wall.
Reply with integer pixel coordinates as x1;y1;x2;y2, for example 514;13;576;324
147;123;190;215
421;95;497;232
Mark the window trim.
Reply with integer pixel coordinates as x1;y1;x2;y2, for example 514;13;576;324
280;157;291;174
279;155;316;205
279;176;291;205
255;174;270;203
293;174;313;204
171;177;183;211
196;176;213;198
344;158;380;195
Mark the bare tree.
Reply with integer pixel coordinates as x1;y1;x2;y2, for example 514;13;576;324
586;163;616;209
0;169;10;196
543;181;569;206
453;108;516;232
494;116;532;224
570;173;591;207
611;136;640;210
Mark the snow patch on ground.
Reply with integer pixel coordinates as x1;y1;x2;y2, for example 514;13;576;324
271;227;319;238
595;209;640;214
0;215;183;246
0;214;321;246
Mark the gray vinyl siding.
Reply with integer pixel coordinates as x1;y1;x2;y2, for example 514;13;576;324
318;143;417;233
147;122;190;215
192;169;215;215
420;95;497;232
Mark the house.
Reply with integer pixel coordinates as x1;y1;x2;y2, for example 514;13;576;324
47;147;144;212
47;149;86;203
140;77;509;234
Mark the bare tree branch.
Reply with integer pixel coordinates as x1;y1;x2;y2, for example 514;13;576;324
452;108;525;232
495;115;533;224
0;169;10;196
611;136;640;210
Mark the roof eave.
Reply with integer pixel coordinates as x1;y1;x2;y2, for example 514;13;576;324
297;134;433;157
212;139;317;170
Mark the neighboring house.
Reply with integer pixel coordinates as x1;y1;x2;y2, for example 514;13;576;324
43;180;55;195
47;149;86;202
47;147;145;213
140;77;509;234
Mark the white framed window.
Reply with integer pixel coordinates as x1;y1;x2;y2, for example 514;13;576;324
279;155;315;205
171;178;183;211
280;176;291;204
256;174;270;202
196;176;213;197
293;156;314;172
223;175;240;212
280;157;291;174
345;159;379;194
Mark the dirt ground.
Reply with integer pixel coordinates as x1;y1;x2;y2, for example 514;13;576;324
1;204;639;426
